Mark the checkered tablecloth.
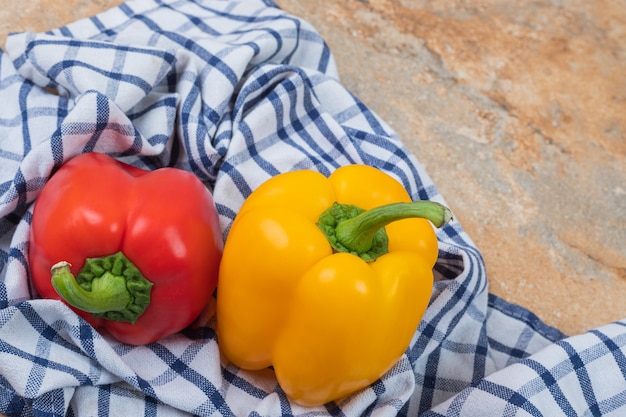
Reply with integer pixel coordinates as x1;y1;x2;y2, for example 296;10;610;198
1;0;625;415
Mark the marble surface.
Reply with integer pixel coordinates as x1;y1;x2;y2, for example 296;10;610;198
1;0;624;338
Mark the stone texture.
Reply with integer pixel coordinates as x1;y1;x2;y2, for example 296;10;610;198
275;0;626;336
1;0;624;337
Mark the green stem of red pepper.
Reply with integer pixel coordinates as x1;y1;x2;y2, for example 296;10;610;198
318;200;453;262
50;252;153;323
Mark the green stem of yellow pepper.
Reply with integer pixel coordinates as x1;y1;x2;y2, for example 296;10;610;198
318;201;452;262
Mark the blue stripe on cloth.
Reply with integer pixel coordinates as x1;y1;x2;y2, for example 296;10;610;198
147;343;235;416
1;0;625;416
488;293;567;341
18;83;34;155
222;367;269;400
0;375;27;415
98;384;112;416
522;358;578;415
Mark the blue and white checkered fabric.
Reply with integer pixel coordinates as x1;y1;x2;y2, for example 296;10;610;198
1;0;625;415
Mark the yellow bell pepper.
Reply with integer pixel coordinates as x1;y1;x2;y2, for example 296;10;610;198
216;164;452;406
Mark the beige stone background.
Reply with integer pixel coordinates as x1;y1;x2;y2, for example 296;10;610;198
0;0;624;341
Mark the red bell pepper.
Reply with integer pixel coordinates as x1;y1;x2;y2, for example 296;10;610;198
28;152;223;345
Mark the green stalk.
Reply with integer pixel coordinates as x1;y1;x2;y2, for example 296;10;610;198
50;252;153;323
51;261;132;312
317;200;452;262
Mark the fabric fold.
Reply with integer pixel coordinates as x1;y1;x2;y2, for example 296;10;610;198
6;32;178;114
